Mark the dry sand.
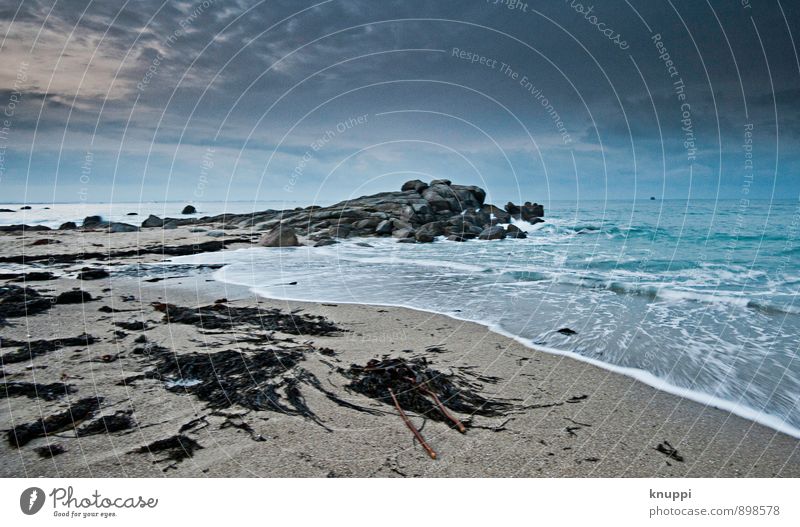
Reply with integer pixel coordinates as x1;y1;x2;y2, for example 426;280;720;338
0;226;798;477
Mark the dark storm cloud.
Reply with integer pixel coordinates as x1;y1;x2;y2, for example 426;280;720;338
1;0;798;203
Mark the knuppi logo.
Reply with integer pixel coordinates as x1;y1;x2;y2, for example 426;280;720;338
20;487;45;515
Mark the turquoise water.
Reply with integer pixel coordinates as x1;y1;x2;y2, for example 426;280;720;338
176;199;800;436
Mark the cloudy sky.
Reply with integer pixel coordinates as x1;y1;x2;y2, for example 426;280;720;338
0;0;798;206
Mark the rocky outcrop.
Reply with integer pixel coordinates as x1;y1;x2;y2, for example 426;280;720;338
505;201;544;222
114;179;542;246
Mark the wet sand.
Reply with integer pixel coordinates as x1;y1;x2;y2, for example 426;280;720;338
0;226;798;477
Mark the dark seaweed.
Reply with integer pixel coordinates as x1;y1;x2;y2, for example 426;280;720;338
34;443;67;458
8;396;103;447
0;285;53;318
0;381;76;401
655;440;684;462
76;410;135;437
0;333;96;364
146;346;311;414
344;357;518;426
152;302;341;335
133;434;203;466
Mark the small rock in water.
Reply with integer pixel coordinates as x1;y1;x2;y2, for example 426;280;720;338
181;205;197;214
557;328;577;335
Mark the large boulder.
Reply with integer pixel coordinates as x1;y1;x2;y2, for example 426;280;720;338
415;231;435;243
520;202;544;221
478;225;506;240
59;221;77;230
505;224;527;239
329;224;352;238
392;227;415;239
480;205;511;224
417;221;445;237
375;220;394;235
506;202;545;221
421;186;453;212
259;225;300;247
141;214;164;228
181;205;197;215
401;179;429;193
82;215;107;228
354;218;381;230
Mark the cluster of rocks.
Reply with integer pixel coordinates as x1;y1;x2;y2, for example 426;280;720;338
2;181;543;248
254;179;543;247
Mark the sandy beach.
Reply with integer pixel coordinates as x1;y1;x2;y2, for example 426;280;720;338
0;225;797;478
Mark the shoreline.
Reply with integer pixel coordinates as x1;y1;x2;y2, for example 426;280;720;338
185;248;800;440
1;223;798;477
222;286;800;441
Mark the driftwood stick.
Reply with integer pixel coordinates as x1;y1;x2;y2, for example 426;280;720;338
417;385;466;433
388;388;437;460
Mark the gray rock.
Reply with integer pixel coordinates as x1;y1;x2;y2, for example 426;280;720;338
314;238;338;247
82;215;107;228
141;214;164;228
401;179;429;193
447;235;467;242
520;202;545;221
397;238;417;243
108;222;139;233
505;224;527;239
206;230;226;237
429;179;451;186
418;221;445;237
479;225;506;240
415;231;435;243
181;205;197;214
392;227;415;239
354;218;381;230
480;205;511;224
329;224;352;238
375;219;394;235
58;222;77;230
259;225;300;247
163;220;179;230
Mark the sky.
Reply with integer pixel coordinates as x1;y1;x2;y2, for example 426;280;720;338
0;0;798;206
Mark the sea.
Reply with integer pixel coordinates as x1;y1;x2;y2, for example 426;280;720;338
4;198;799;437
